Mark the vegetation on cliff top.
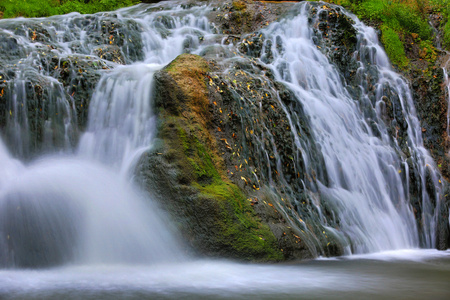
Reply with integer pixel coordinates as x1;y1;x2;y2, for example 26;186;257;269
325;0;449;69
2;0;448;69
0;0;140;18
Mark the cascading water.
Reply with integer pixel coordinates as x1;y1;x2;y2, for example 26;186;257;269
0;0;446;270
234;2;443;254
446;58;450;142
0;1;218;267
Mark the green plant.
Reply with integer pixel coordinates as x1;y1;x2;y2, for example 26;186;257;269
443;21;450;49
387;3;432;39
419;39;438;62
326;0;442;65
1;0;140;18
355;0;385;20
380;24;409;68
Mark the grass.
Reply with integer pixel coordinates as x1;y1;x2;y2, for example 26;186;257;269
380;24;410;68
323;0;450;68
0;0;140;18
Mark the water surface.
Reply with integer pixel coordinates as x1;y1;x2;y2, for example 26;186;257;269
1;250;449;299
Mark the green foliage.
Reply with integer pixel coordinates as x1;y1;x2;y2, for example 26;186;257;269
1;0;140;18
428;0;450;48
326;0;445;67
1;0;59;18
387;4;431;39
354;0;431;39
380;24;409;68
355;0;385;20
419;39;437;62
444;21;450;49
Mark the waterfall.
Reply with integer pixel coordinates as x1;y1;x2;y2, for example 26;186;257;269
0;0;446;267
0;1;216;267
238;2;442;253
446;59;450;143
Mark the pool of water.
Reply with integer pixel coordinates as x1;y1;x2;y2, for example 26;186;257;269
1;249;449;299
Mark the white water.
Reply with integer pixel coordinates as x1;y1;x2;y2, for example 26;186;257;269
445;57;450;144
0;1;218;267
77;64;160;171
1;250;449;299
256;3;441;253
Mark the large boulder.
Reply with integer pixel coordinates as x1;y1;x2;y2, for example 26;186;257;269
138;54;284;261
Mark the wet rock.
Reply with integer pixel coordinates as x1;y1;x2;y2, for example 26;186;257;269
435;187;449;250
92;45;126;64
412;67;448;177
0;32;24;60
205;56;331;258
309;3;358;83
212;0;294;36
0;73;77;158
139;54;284;261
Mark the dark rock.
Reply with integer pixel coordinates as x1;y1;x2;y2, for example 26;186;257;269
138;54;284;261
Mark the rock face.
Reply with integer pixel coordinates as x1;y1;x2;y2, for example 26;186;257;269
0;12;143;157
138;1;450;258
137;54;284;261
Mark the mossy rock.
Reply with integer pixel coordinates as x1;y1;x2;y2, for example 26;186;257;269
140;53;283;261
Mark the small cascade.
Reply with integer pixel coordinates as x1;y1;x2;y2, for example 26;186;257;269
0;55;77;158
0;2;216;268
445;59;450;142
77;64;159;171
235;2;443;253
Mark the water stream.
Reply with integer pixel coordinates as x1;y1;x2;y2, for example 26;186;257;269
0;0;449;298
1;250;449;299
0;1;215;267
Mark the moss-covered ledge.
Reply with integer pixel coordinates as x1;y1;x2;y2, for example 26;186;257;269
137;54;283;261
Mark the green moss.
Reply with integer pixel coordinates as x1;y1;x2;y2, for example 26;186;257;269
178;124;221;183
325;0;440;67
199;181;283;260
160;114;282;261
444;18;450;49
232;0;247;12
380;24;409;69
419;39;438;63
1;0;140;19
165;54;211;119
155;53;284;261
175;118;282;260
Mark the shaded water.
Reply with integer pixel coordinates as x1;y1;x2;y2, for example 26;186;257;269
1;250;449;299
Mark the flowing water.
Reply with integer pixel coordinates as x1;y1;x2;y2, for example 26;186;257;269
257;5;421;253
0;0;449;298
1;250;449;299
